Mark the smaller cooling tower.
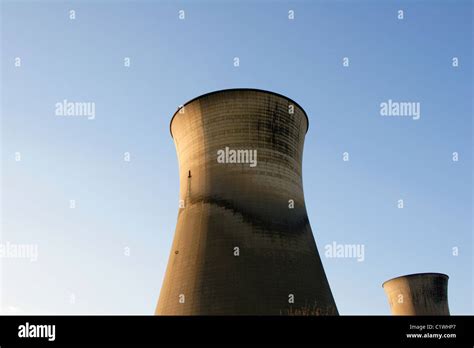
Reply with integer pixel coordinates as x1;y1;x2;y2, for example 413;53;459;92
382;273;450;315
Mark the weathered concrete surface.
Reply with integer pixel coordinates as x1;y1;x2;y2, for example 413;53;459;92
156;89;338;315
383;273;450;315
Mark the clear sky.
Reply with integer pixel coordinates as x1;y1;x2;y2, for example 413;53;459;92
1;0;472;315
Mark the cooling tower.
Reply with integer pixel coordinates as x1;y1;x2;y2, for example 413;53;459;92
156;88;338;315
382;273;450;315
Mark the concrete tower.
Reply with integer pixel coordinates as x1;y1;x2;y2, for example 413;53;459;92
156;89;338;315
382;273;450;315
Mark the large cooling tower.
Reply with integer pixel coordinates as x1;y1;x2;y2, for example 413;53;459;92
382;273;450;315
156;89;338;315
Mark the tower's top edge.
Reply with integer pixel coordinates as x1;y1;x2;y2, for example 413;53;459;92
169;88;310;138
382;272;449;288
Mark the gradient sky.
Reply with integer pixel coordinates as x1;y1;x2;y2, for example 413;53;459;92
1;0;472;315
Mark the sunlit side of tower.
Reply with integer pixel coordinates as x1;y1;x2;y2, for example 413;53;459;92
156;89;338;315
382;273;450;315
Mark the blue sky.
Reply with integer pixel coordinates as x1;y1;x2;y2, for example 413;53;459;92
1;0;472;315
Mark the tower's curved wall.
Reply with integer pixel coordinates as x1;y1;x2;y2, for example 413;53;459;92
156;89;338;315
382;273;450;315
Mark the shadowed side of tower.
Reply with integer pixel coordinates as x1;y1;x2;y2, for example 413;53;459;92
382;273;450;315
156;89;338;315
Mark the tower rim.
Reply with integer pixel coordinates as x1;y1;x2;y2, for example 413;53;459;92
169;88;310;138
382;272;449;288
